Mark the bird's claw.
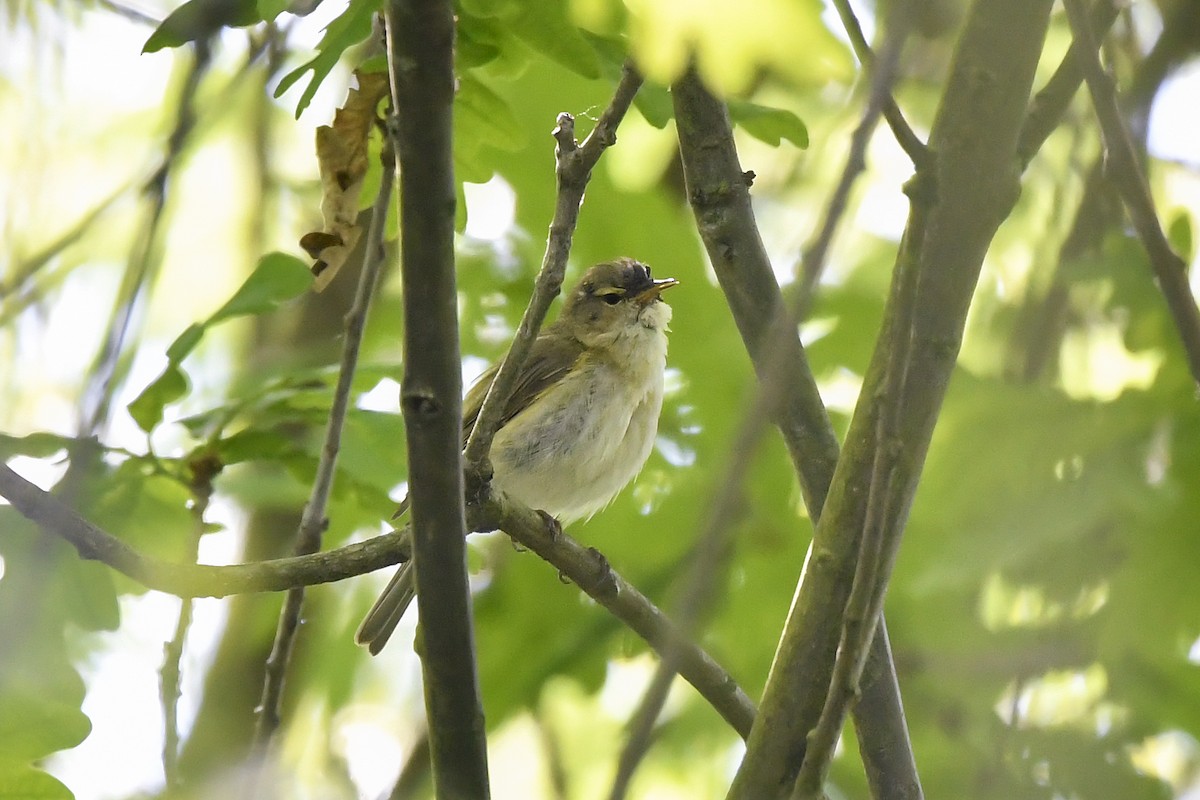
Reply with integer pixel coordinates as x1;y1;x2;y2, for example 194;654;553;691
537;509;563;540
587;547;618;597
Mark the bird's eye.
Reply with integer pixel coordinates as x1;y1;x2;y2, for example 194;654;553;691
601;292;623;305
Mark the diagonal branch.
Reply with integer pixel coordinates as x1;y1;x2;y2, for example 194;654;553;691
1016;0;1121;167
673;71;921;800
793;8;915;795
608;386;774;800
1061;0;1200;386
483;488;758;738
723;0;1057;796
462;62;643;473
827;0;927;166
0;461;414;594
252;138;395;746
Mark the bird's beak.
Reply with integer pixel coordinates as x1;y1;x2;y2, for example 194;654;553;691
634;277;679;305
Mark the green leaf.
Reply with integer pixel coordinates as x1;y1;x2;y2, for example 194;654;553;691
1167;210;1193;263
458;22;503;68
0;664;90;762
728;99;809;148
214;428;302;464
256;0;289;23
127;365;189;434
274;0;379;117
209;252;312;323
0;763;74;800
143;0;260;53
165;322;206;363
633;81;674;129
456;75;527;154
509;0;600;79
0;432;75;460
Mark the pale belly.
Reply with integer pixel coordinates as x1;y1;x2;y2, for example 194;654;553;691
489;357;664;523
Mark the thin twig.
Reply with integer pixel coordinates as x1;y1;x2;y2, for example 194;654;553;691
161;457;219;789
389;732;432;800
76;41;210;442
251;139;395;746
1016;0;1121;167
461;62;643;473
1015;0;1196;383
536;711;570;800
0;182;129;306
792;11;914;797
827;0;927;166
608;663;675;800
1061;0;1200;386
794;4;909;317
0;461;413;594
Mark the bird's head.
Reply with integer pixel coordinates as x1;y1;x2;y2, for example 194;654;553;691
559;258;678;349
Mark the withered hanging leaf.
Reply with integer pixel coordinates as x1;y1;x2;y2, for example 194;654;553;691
303;70;391;292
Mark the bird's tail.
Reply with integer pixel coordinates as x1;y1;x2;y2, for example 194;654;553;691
355;562;416;655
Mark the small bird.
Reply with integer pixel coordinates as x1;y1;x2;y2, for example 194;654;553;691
356;258;678;654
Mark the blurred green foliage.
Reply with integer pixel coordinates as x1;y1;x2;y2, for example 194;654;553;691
1;0;1199;798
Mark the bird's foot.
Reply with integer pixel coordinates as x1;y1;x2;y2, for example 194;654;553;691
537;509;564;541
587;547;618;597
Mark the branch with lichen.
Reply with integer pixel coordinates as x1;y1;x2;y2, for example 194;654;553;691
725;0;1056;796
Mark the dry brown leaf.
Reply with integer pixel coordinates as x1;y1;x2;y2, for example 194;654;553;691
303;70;391;292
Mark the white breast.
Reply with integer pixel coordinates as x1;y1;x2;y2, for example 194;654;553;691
489;307;670;523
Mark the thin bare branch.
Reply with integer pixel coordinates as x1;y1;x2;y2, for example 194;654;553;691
461;62;643;473
161;460;217;790
484;488;758;738
827;0;927;166
0;462;413;594
0;458;757;738
76;41;210;442
252;140;395;746
793;10;915;795
1062;0;1200;386
795;4;909;317
608;663;675;800
1017;0;1121;167
607;392;772;798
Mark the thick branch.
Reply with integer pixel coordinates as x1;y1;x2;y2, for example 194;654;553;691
672;73;922;799
385;0;489;793
1062;0;1200;386
724;0;1056;796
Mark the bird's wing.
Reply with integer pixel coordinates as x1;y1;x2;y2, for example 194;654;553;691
391;331;581;520
461;329;584;444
